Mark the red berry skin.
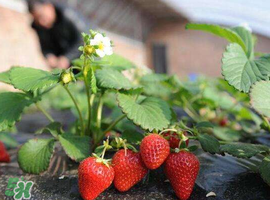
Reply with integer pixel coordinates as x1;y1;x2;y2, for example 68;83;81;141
112;149;148;192
0;141;10;163
162;131;189;149
78;157;114;200
165;151;200;200
140;134;170;170
219;118;228;127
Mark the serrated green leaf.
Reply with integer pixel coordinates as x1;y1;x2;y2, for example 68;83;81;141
122;130;144;144
0;92;33;131
10;67;59;92
0;132;18;148
196;121;214;129
220;143;269;158
186;23;246;52
213;127;241;142
117;93;171;131
36;122;62;138
250;81;270;117
89;68;97;93
101;54;136;71
96;68;136;90
0;70;11;84
231;26;254;59
59;133;91;162
198;134;220;154
18;138;55;174
140;73;169;83
222;43;269;93
259;156;270;186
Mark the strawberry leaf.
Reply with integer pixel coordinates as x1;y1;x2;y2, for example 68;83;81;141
122;130;144;144
0;70;11;84
231;26;254;59
10;67;60;92
36;122;62;138
18;138;55;174
117;93;171;131
222;43;270;93
96;68;137;90
198;134;220;154
259;156;270;186
0;92;33;131
100;54;136;71
219;143;270;158
0;132;18;148
59;133;91;162
213;127;242;142
186;23;247;52
250;81;270;117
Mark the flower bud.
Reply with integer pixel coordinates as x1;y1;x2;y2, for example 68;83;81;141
61;71;73;84
84;45;95;56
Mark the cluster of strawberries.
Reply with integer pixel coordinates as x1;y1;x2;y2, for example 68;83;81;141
78;132;200;200
0;141;10;163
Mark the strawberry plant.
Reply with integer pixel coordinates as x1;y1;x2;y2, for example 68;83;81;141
0;30;172;174
186;23;270;186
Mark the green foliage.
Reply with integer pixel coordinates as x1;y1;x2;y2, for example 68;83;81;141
0;70;11;84
196;121;214;129
117;93;171;131
36;122;62;138
100;54;136;71
89;68;97;93
250;81;270;117
222;43;269;93
96;68;136;90
198;134;220;154
186;23;247;52
213;127;242;142
10;67;60;92
18;138;55;174
59;133;91;162
231;26;254;59
220;143;269;158
0;92;33;131
259;156;270;186
0;132;18;148
122;130;144;144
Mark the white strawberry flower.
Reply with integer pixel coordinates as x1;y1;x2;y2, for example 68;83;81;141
90;33;113;57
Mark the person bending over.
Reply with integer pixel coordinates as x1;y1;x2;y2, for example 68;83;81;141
27;0;88;69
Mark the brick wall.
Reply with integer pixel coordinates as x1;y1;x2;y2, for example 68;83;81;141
146;20;270;77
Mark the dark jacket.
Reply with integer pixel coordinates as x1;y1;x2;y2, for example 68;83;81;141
32;4;89;61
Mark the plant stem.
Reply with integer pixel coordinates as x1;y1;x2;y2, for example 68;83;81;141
36;103;54;123
96;94;104;129
83;58;92;135
104;114;126;134
63;85;85;136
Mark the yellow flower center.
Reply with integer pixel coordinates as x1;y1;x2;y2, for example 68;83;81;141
98;42;104;50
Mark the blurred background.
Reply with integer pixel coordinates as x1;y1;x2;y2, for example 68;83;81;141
1;0;270;83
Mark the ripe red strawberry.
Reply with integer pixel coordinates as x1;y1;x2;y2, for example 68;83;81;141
78;157;114;200
140;134;170;169
0;141;10;163
219;118;228;127
112;149;148;192
165;151;200;200
162;131;189;149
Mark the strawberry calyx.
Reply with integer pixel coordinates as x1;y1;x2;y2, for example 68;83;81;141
113;137;137;155
92;153;112;167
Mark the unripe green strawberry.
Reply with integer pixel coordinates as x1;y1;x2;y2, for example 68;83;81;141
0;141;10;163
165;151;200;200
78;157;114;200
112;149;148;192
140;134;170;169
